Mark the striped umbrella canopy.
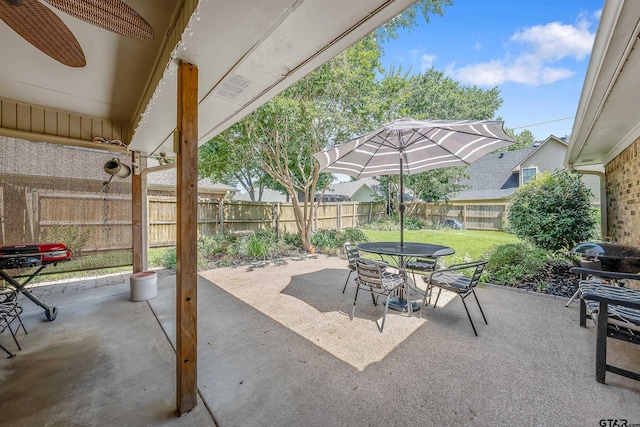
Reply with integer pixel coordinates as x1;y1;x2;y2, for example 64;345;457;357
313;118;516;245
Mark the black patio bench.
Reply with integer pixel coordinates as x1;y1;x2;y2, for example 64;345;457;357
571;267;640;384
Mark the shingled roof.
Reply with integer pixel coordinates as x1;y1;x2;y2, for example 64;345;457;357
146;158;237;195
325;177;381;199
452;146;537;201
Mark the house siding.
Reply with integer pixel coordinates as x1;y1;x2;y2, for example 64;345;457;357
605;136;640;247
520;139;566;185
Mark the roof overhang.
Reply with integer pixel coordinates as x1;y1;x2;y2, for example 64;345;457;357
566;0;640;169
0;0;416;157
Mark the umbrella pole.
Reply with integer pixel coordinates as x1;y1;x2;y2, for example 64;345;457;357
399;156;404;247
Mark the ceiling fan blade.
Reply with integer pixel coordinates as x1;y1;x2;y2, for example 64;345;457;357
0;0;86;67
44;0;154;41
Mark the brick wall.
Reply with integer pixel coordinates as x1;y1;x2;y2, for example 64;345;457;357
605;136;640;245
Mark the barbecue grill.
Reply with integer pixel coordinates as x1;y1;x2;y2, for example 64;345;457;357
566;241;640;307
569;241;640;273
0;243;72;320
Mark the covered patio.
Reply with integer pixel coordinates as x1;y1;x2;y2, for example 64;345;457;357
2;256;639;426
0;0;420;416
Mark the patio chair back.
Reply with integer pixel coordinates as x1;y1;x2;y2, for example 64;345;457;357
342;243;361;293
421;260;488;336
351;259;405;332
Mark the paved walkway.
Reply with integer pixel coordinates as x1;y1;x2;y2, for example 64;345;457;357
2;255;639;426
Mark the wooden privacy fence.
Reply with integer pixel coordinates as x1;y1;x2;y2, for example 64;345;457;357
0;186;512;251
147;198;510;247
407;202;507;231
148;197;389;246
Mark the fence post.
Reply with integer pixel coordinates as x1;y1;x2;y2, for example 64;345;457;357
352;202;356;227
368;202;373;223
337;203;342;230
276;202;281;237
218;198;224;236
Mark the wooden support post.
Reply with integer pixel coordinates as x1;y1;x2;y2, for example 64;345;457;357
176;61;198;415
132;151;143;273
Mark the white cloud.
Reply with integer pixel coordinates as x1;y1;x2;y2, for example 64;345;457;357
398;48;438;73
404;49;437;73
448;17;596;87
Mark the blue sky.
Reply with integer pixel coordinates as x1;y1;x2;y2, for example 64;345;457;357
379;0;604;141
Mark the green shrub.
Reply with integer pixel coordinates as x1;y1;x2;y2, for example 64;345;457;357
484;243;548;285
246;231;278;258
361;219;399;231
153;246;177;271
283;232;303;250
403;216;427;230
507;170;596;252
311;229;340;250
339;227;369;245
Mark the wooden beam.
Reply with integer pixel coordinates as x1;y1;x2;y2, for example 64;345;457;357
131;152;143;273
176;61;199;415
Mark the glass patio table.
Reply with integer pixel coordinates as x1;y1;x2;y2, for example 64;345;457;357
356;242;455;313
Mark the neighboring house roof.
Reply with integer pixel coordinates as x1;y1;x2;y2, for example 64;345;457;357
146;158;237;195
234;188;289;202
324;177;380;199
452;146;537;201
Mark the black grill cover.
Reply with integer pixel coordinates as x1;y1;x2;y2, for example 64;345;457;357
570;242;640;273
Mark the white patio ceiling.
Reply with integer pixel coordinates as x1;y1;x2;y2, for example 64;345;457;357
0;0;416;157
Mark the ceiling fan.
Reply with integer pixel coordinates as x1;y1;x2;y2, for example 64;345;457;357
0;0;154;67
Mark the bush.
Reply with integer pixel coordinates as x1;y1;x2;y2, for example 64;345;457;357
484;243;548;285
282;232;303;250
339;228;369;245
311;229;340;250
361;220;398;231
403;216;427;230
507;170;596;252
246;231;278;258
153;246;177;271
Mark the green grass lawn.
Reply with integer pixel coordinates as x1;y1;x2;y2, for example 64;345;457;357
362;229;521;265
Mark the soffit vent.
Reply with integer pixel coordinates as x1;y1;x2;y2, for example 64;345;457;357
213;74;253;101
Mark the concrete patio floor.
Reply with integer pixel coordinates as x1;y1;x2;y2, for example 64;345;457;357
1;255;639;426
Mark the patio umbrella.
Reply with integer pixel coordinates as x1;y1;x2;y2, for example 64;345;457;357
313;117;517;246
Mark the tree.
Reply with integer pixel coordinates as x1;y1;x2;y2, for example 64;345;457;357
507;170;596;252
379;67;502;208
500;122;535;151
199;126;269;201
405;69;502;120
199;1;454;249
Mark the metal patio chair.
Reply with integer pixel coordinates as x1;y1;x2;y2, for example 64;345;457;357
351;259;406;332
342;243;360;293
570;267;640;384
420;260;488;336
1;286;28;358
405;256;439;286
